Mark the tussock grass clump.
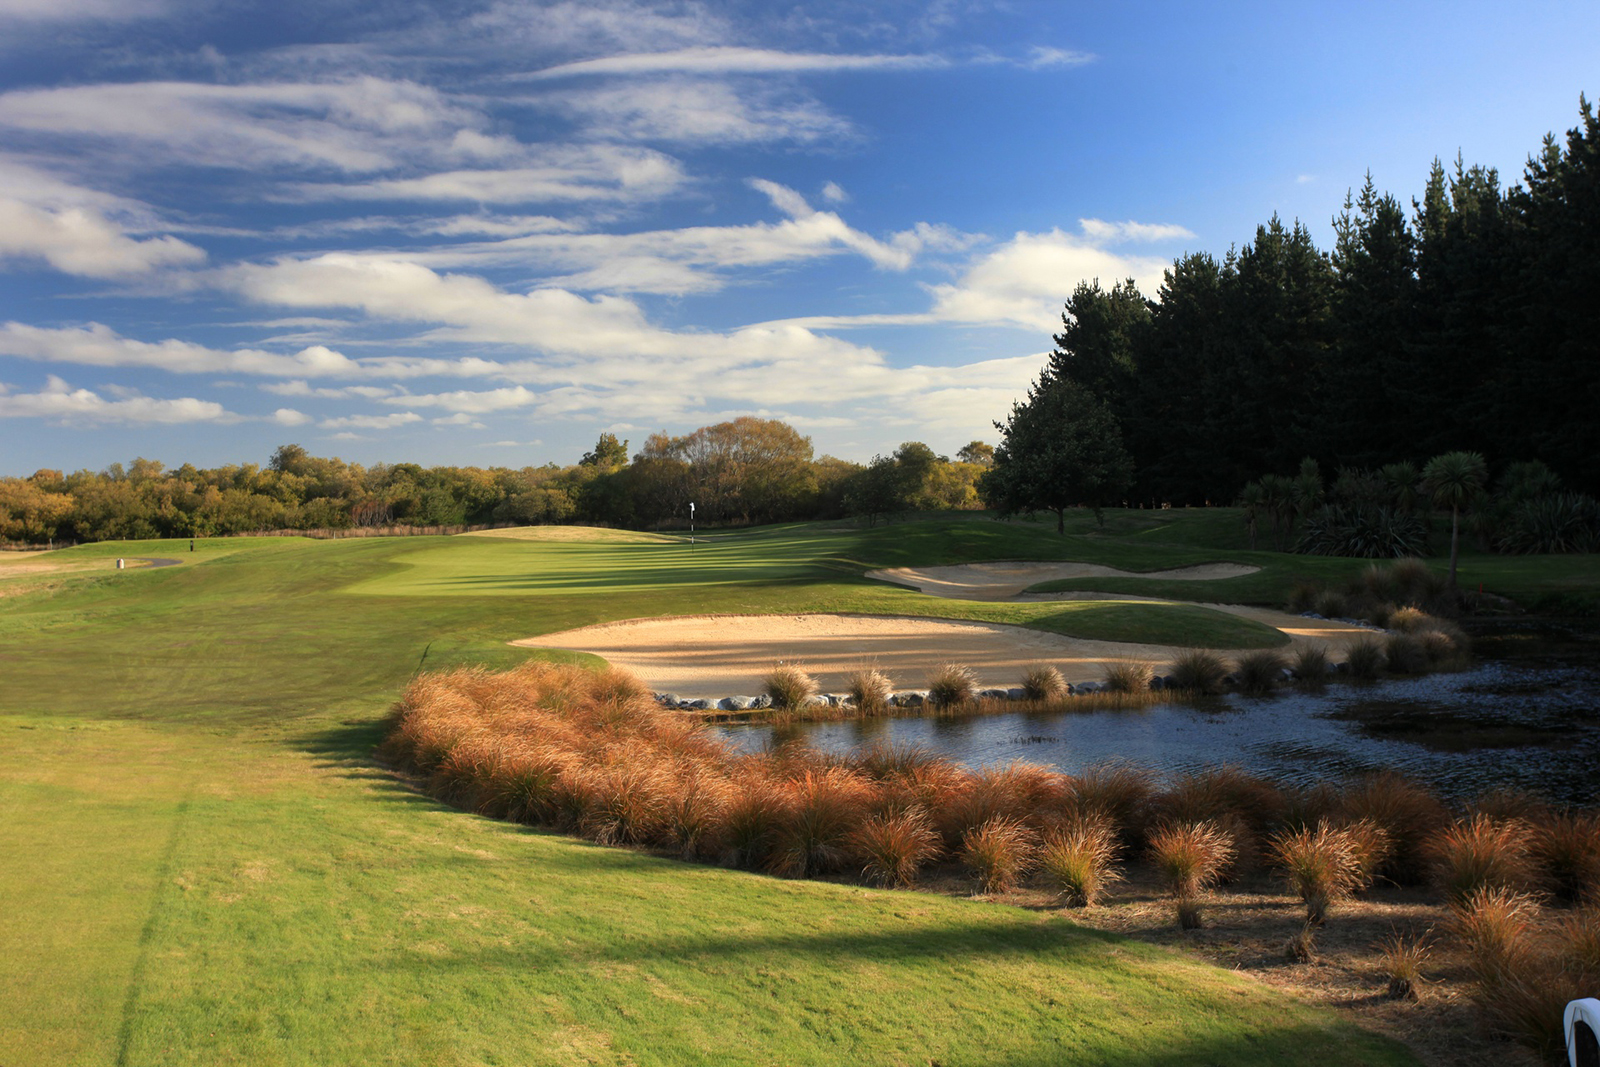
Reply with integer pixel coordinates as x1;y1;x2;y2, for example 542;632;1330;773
926;662;978;708
1039;815;1121;907
1290;645;1329;686
1312;588;1348;619
1165;649;1229;695
961;816;1037;894
1450;885;1538;981
1387;606;1431;633
1344;637;1387;680
1283;923;1318;963
1384;633;1430;675
1338;771;1448;886
1067;761;1156;846
1432;814;1535;907
1148;820;1235;928
1101;659;1152;694
770;768;875;877
843;667;894;715
764;663;819;710
1532;810;1600;904
1287;581;1319;614
1233;649;1288;696
943;761;1066;843
1021;663;1067;701
1380;930;1429;1001
1418;628;1467;671
851;808;940;887
1269;821;1375;925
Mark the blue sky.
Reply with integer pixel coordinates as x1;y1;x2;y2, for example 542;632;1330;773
0;0;1594;475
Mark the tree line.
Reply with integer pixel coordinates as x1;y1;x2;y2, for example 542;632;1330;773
987;97;1599;529
0;419;994;545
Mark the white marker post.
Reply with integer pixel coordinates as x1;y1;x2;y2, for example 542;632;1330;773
689;501;695;553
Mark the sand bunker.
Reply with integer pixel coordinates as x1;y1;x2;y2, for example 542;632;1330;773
867;560;1259;601
520;609;1372;698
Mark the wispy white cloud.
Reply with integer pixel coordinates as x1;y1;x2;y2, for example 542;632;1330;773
525;46;944;79
289;148;687;204
0;200;206;278
535;78;851;145
272;407;312;425
319;411;422;430
0;376;231;423
0;322;363;377
0;78;486;174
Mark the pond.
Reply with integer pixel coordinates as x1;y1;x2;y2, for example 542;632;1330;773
715;622;1600;805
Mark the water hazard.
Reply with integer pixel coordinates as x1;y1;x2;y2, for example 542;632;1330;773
715;622;1600;805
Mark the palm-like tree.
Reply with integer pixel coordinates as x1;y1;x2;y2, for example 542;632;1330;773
1422;451;1488;586
1238;481;1265;551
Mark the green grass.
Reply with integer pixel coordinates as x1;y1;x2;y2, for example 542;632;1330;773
0;518;1429;1065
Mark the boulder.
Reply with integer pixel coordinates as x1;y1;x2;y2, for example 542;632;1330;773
656;692;681;707
891;691;927;708
1005;687;1028;701
685;698;714;710
718;696;755;711
752;694;773;708
978;688;1010;700
1076;681;1099;694
1149;676;1163;692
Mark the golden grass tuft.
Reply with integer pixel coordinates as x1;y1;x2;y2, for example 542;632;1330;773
1233;649;1288;696
1021;662;1067;701
1165;649;1229;695
843;666;894;715
1039;814;1121;907
1432;814;1535;907
1100;659;1152;694
926;662;978;708
851;808;941;888
764;663;819;711
960;816;1038;894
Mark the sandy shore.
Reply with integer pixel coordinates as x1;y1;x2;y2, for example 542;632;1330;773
519;608;1372;698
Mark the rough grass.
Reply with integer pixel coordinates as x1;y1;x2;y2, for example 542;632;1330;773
1166;649;1230;695
0;518;1446;1067
765;662;820;710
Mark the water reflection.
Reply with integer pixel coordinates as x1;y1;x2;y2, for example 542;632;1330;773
716;629;1600;804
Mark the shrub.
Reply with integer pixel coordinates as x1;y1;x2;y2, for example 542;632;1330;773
577;759;674;846
1531;811;1600;905
1386;557;1440;603
1496;492;1600;554
943;761;1062;842
1312;588;1348;619
961;816;1037;893
1344;637;1386;680
1101;659;1152;694
770;768;873;877
1449;885;1537;982
1165;649;1229;695
926;662;978;708
851;808;940;887
1039;815;1122;907
662;768;733;861
1295;505;1428;558
1387;606;1430;632
1337;771;1447;886
1148;820;1235;901
1068;762;1156;846
1233;649;1288;696
722;779;792;869
1384;633;1430;675
1287;581;1320;614
1340;818;1394;891
1283;923;1317;963
1290;645;1328;686
1432;814;1535;907
843;667;893;715
1021;662;1067;701
1269;821;1364;925
764;663;819;711
1380;930;1429;1001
